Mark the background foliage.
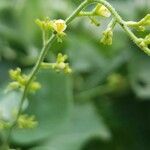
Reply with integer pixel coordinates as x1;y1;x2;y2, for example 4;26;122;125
0;0;150;149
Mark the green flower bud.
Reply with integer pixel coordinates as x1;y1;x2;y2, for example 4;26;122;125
8;68;30;91
9;68;21;81
144;34;150;45
136;37;150;55
46;53;72;74
64;64;72;74
101;28;113;45
29;82;41;93
57;53;68;63
127;14;150;31
35;17;53;31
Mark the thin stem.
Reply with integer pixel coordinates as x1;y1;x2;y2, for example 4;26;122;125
65;0;90;24
6;0;91;145
75;85;113;101
7;34;57;142
78;11;94;17
42;30;46;46
6;0;150;146
108;18;117;29
94;0;138;40
93;0;150;55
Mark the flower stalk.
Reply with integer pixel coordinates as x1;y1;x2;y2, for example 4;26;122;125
3;0;150;148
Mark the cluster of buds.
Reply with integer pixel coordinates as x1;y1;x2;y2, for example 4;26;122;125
127;14;150;31
52;53;72;73
35;17;53;31
36;18;67;42
17;114;37;129
137;34;150;51
41;53;72;74
7;68;41;93
101;27;113;45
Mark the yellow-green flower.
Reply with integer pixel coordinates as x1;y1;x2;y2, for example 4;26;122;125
94;4;111;18
52;53;72;74
52;19;67;34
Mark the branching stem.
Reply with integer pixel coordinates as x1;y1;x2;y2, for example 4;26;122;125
6;0;150;147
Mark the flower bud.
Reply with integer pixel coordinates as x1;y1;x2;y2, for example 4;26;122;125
51;53;72;74
94;4;111;18
9;68;21;80
17;115;37;129
101;28;113;45
35;18;53;31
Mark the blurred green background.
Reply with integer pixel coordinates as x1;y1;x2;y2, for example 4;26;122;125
0;0;150;150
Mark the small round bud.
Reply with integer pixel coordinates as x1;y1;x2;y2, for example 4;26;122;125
29;82;41;93
58;62;66;70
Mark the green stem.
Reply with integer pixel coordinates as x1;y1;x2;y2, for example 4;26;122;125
6;0;150;146
75;85;113;101
65;0;90;24
7;34;57;143
93;0;138;40
6;0;91;145
107;18;117;29
93;0;150;55
78;11;94;17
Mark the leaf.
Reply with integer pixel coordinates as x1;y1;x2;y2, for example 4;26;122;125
12;70;73;145
31;103;111;150
67;34;107;73
128;51;150;99
0;91;28;122
85;50;130;89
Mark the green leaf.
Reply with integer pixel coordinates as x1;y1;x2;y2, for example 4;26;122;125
12;70;73;145
31;103;111;150
67;34;107;73
0;91;28;122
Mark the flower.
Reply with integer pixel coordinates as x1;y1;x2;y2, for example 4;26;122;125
94;4;111;18
52;19;67;34
52;53;72;74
